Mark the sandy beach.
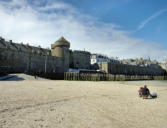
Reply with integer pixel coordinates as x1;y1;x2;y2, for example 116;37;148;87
0;76;167;128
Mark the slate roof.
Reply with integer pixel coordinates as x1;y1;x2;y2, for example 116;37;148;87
51;37;70;49
0;39;51;55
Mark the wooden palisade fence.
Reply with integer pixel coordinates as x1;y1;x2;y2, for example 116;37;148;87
64;72;167;81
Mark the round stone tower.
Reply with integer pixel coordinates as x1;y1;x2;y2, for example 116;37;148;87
51;37;70;72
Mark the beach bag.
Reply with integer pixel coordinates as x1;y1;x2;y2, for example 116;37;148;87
151;92;157;98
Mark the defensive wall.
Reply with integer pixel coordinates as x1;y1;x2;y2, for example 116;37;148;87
160;63;167;72
0;37;91;74
97;62;166;76
0;36;166;77
69;50;90;69
0;38;64;74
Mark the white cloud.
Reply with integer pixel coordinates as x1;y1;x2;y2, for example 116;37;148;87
0;0;167;61
137;8;167;30
38;2;76;13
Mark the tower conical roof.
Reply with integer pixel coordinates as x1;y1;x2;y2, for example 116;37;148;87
57;37;69;43
51;37;70;49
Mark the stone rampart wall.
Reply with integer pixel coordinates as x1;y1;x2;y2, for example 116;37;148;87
97;62;166;76
0;47;64;74
70;50;90;69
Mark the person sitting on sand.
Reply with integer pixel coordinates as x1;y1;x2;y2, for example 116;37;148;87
138;87;143;97
142;85;151;99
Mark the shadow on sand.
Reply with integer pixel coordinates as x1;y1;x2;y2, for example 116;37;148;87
144;97;158;100
0;74;25;81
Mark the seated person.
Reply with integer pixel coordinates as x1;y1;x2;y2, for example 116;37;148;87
142;85;150;99
138;87;143;97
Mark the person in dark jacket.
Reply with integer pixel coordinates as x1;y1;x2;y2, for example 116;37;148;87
142;85;151;99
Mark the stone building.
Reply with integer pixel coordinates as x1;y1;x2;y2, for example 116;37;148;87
0;36;166;76
97;62;166;76
69;50;90;69
160;59;167;72
0;37;65;74
91;54;110;64
121;58;159;67
91;54;120;65
0;36;91;74
51;37;70;72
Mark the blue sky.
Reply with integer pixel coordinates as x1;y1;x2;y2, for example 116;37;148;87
62;0;167;47
0;0;167;61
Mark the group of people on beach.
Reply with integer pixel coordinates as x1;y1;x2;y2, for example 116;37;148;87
138;85;157;99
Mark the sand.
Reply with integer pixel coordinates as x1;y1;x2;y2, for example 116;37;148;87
0;76;167;128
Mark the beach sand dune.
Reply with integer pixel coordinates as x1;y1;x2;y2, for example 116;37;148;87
0;80;167;128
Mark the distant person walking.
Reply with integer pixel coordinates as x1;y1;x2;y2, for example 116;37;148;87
34;73;37;79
